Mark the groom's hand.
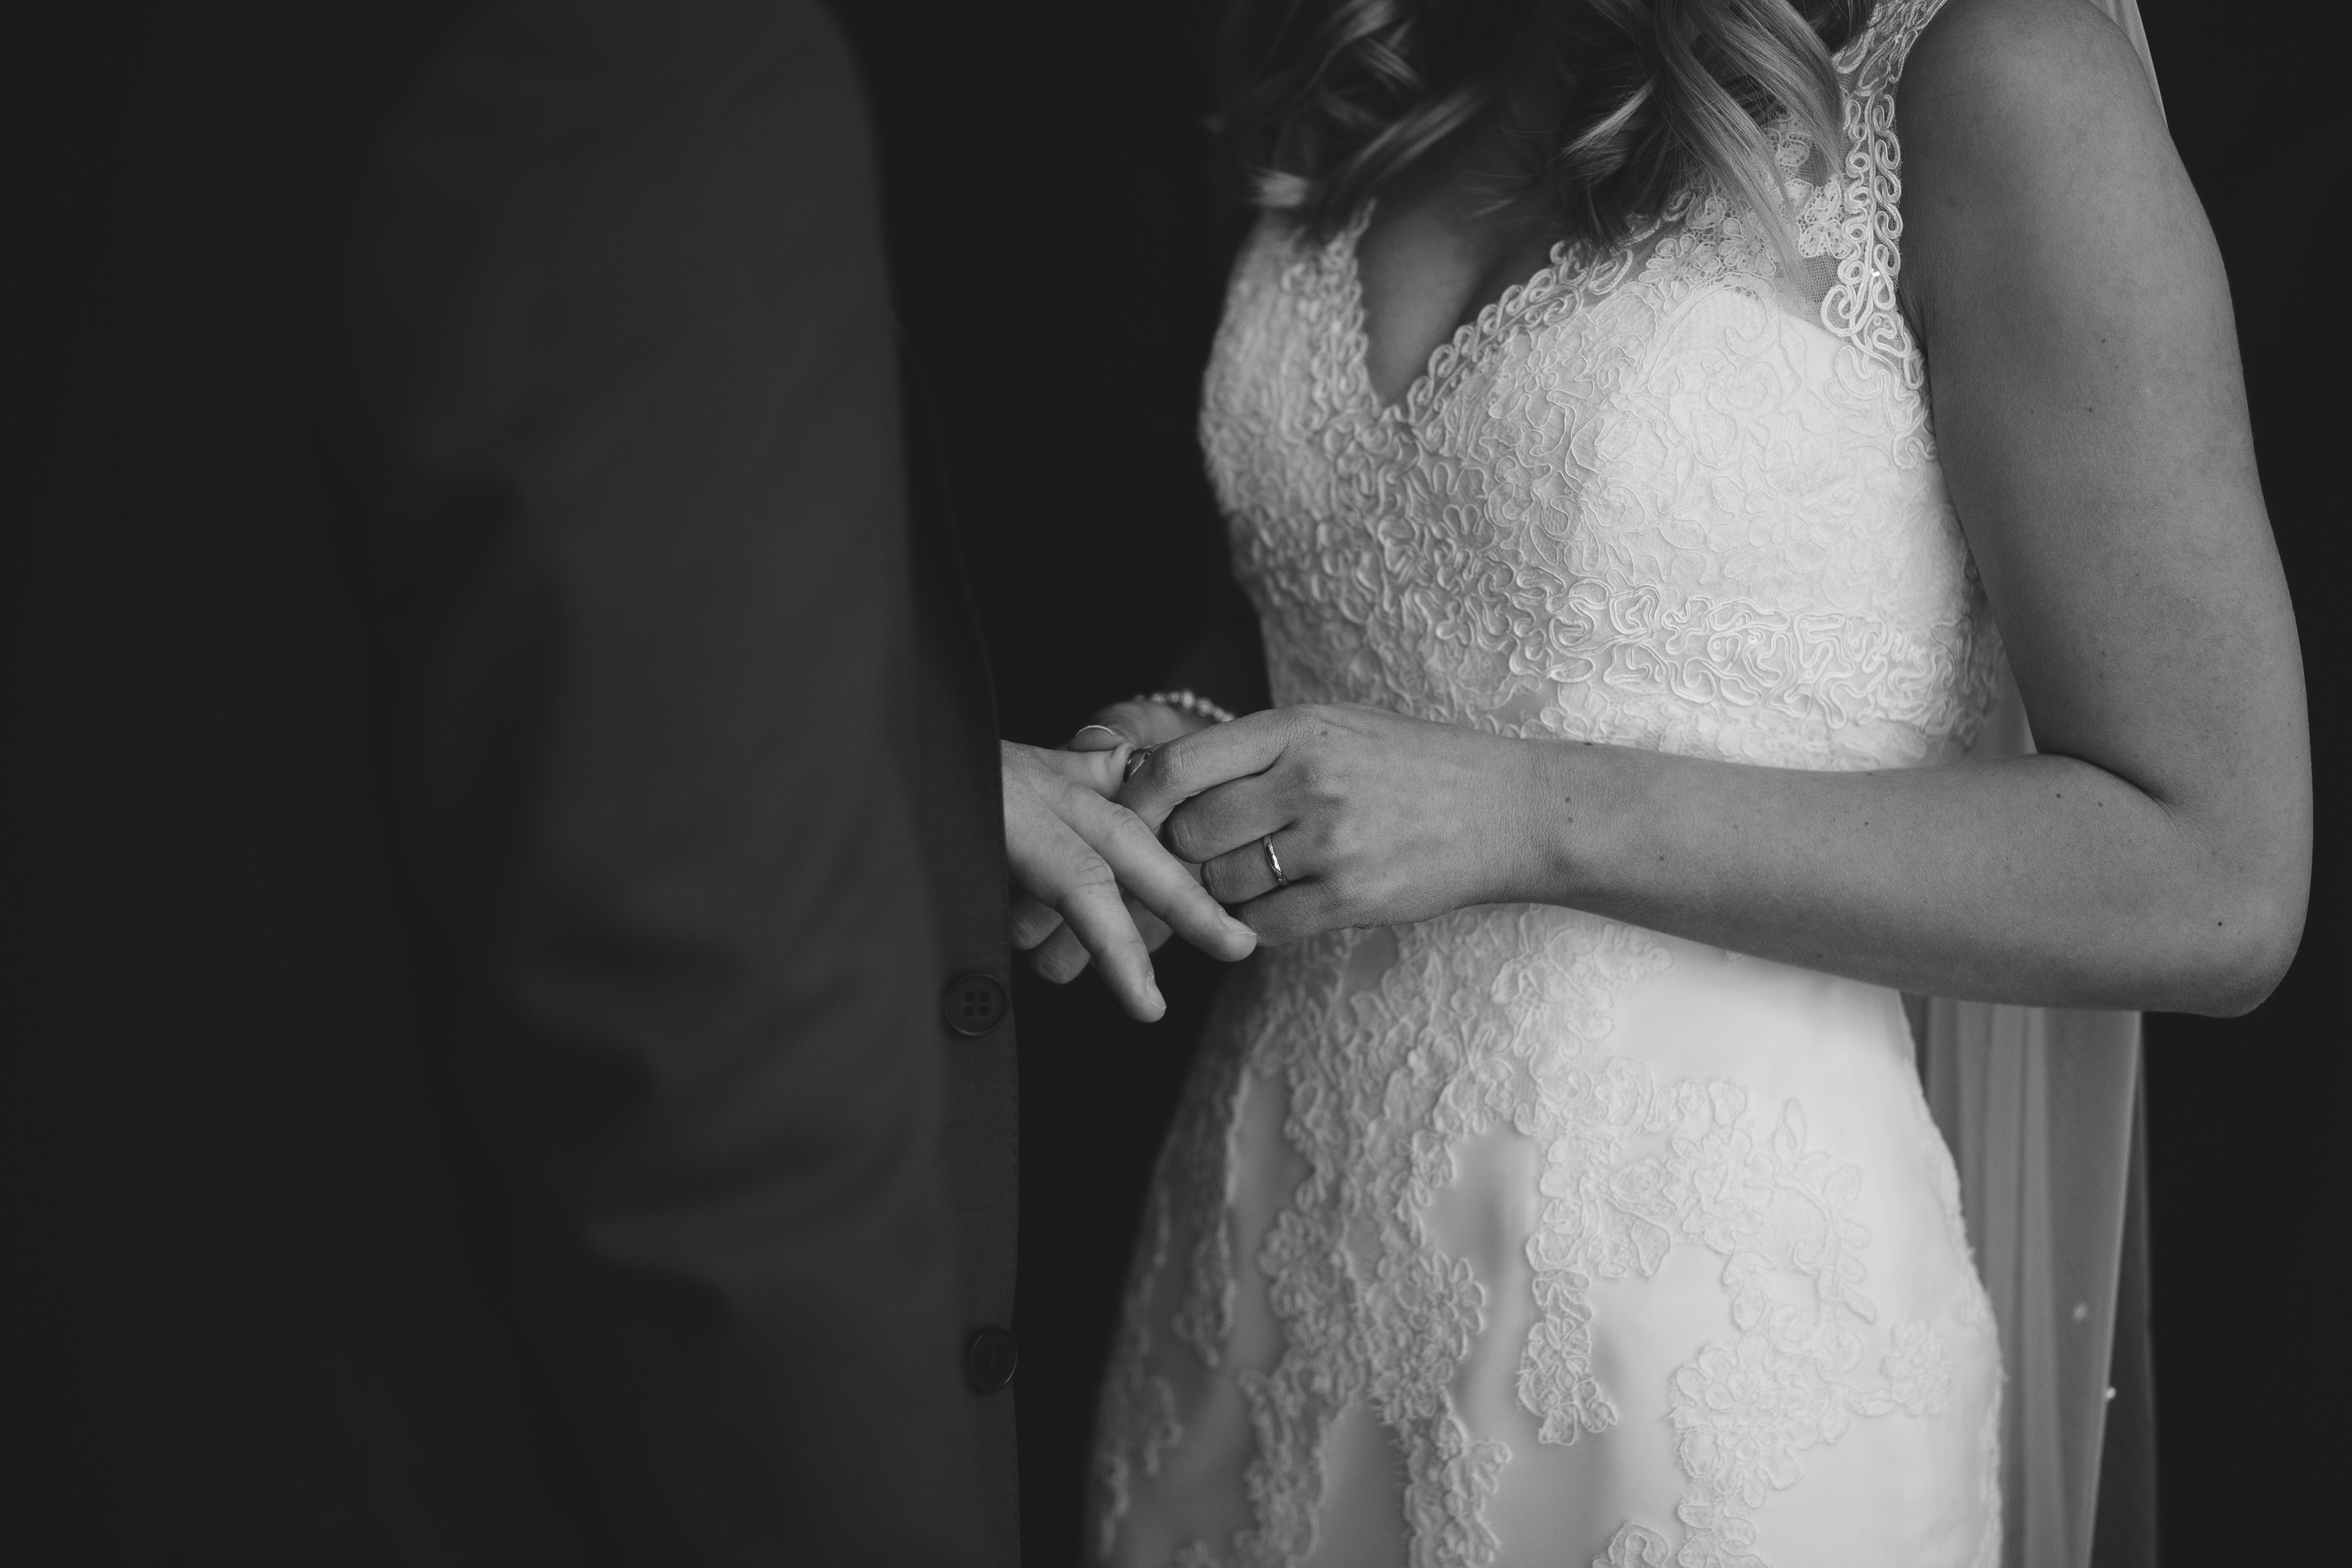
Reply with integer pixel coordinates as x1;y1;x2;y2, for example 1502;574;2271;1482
1001;741;1256;1021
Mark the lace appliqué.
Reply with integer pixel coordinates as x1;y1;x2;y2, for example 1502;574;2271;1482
1102;0;1997;1562
1201;0;1997;775
1820;0;1958;392
1638;189;1784;300
1095;911;1967;1568
1093;980;1259;1562
1641;1096;1956;1567
1539;986;1960;1568
1906;1009;2007;1568
1228;911;1670;1567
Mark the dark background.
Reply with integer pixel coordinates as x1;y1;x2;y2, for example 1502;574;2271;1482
839;3;2332;1563
15;3;2324;1562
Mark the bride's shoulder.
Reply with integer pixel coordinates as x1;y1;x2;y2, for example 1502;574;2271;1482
1894;0;2174;271
1897;0;2162;141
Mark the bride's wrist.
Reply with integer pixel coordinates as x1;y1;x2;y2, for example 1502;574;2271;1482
1497;737;1631;908
1140;688;1237;729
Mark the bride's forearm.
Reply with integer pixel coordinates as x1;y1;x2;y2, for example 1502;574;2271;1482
1502;740;2301;1015
1124;701;2303;1014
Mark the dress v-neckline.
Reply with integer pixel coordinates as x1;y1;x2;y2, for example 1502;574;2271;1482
1338;202;1578;422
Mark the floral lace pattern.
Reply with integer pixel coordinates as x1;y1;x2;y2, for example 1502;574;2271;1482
1099;907;1995;1567
1200;1;1995;772
1095;989;1256;1559
1096;2;1998;1564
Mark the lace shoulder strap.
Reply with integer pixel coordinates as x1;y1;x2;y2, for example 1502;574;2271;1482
1843;0;1957;98
1820;0;1958;390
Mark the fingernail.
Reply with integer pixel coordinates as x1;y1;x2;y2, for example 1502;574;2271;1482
1147;983;1166;1015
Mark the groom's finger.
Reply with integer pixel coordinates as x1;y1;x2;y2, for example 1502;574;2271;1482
1044;875;1163;1018
1134;898;1176;953
1012;815;1161;1014
1031;739;1132;799
1029;921;1091;984
1063;790;1257;962
1006;778;1160;1015
1029;889;1170;986
1118;710;1292;830
1009;892;1065;951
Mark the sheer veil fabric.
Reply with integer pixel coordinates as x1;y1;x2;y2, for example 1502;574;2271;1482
1920;12;2162;1567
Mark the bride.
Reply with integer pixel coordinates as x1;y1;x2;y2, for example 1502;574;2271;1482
1044;0;2307;1563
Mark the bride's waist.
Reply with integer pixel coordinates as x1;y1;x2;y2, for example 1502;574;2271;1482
1249;904;1917;1081
1268;665;1975;771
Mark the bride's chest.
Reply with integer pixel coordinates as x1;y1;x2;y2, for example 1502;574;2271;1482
1204;221;1960;611
1198;218;1998;766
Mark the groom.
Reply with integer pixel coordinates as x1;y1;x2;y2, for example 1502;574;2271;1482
30;0;1244;1563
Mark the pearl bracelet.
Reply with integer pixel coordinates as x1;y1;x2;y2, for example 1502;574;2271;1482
1139;688;1237;726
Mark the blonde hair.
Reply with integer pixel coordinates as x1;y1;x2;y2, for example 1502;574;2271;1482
1222;0;1870;248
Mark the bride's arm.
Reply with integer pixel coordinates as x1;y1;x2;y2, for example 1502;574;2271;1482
1121;0;2310;1016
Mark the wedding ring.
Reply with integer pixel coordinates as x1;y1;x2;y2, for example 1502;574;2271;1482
1124;744;1156;783
1262;834;1289;889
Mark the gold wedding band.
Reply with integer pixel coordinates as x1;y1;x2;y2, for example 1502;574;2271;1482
1124;745;1156;783
1262;834;1289;889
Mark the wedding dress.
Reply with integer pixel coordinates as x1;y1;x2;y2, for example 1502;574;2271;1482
1088;2;2062;1563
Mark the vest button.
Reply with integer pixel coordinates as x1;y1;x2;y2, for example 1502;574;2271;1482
964;1326;1018;1394
941;972;1008;1037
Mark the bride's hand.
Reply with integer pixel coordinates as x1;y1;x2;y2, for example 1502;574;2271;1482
1001;741;1257;1020
1117;704;1536;943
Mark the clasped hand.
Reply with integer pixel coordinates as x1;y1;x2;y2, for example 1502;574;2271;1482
1117;704;1535;944
1002;739;1256;1021
1006;704;1527;1016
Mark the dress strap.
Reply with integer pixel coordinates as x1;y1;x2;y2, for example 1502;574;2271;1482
1818;0;1958;390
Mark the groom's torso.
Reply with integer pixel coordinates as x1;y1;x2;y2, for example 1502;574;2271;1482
34;1;1017;1561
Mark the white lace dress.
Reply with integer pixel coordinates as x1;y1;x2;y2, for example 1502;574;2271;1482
1091;4;2003;1565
